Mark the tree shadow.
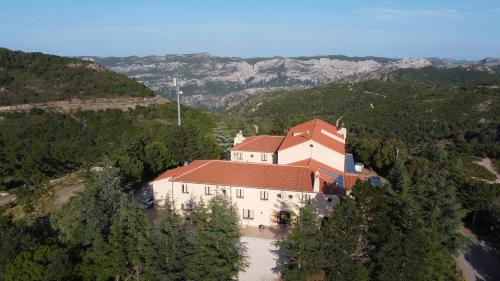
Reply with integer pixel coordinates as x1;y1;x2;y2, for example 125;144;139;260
464;239;500;281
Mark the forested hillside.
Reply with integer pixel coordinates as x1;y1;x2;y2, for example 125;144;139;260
0;104;227;189
383;66;500;87
0;48;154;105
230;80;499;162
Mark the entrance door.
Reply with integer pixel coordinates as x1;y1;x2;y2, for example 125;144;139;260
278;211;291;225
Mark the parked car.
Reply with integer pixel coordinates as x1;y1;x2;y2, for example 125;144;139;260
142;197;154;208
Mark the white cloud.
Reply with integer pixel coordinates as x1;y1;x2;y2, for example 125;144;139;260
357;8;459;21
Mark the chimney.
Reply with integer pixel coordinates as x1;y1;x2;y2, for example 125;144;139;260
313;171;320;193
338;127;347;141
233;130;245;146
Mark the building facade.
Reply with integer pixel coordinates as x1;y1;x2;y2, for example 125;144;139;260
151;118;367;227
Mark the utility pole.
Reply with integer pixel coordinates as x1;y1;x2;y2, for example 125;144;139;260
173;78;183;126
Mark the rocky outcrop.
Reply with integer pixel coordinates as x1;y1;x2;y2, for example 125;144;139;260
86;54;497;110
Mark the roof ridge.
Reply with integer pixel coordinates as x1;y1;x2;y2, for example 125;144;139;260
211;159;312;170
233;135;262;149
171;160;214;180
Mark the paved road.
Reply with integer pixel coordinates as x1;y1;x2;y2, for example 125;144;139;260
459;228;500;281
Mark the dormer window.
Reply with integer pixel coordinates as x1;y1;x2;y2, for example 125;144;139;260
292;130;309;137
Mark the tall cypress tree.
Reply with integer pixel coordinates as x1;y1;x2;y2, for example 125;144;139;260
276;204;322;281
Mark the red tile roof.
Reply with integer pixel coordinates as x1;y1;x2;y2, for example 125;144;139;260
288;158;344;176
278;118;345;154
155;160;314;192
288;158;344;194
154;160;212;181
232;135;284;153
345;174;363;191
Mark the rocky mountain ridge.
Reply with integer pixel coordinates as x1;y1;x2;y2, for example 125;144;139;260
85;54;500;110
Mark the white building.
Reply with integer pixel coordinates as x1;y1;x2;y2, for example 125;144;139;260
151;118;366;227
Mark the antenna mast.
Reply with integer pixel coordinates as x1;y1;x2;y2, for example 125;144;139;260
173;78;183;126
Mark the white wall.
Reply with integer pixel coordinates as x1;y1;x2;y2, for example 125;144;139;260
152;179;339;227
230;150;275;164
310;141;345;172
278;140;314;165
278;140;345;172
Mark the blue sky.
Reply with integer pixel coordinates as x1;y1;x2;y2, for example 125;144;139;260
1;0;499;59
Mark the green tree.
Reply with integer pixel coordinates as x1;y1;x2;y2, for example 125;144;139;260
81;194;148;281
80;235;126;281
51;167;125;245
373;139;407;174
4;245;75;281
276;204;322;281
320;197;369;281
186;196;245;281
141;199;193;281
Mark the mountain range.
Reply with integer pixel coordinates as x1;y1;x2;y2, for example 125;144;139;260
85;54;500;110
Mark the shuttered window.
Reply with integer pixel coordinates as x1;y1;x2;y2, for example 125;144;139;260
242;209;254;219
204;186;211;195
260;191;269;200
236;189;244;198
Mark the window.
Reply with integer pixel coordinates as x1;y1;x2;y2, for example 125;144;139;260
205;186;211;195
242;209;254;219
250;154;254;158
261;154;268;162
301;194;311;204
277;193;282;198
238;153;243;160
236;189;244;198
221;189;227;195
182;184;189;193
260;191;269;200
181;202;193;211
327;197;332;203
288;194;293;199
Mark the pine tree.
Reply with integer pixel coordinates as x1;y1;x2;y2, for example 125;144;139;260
414;165;465;252
386;159;410;193
320;197;369;281
212;121;232;159
82;194;149;281
376;161;454;281
185;125;204;161
276;204;322;281
51;166;125;245
141;199;193;281
186;195;245;281
80;235;127;281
